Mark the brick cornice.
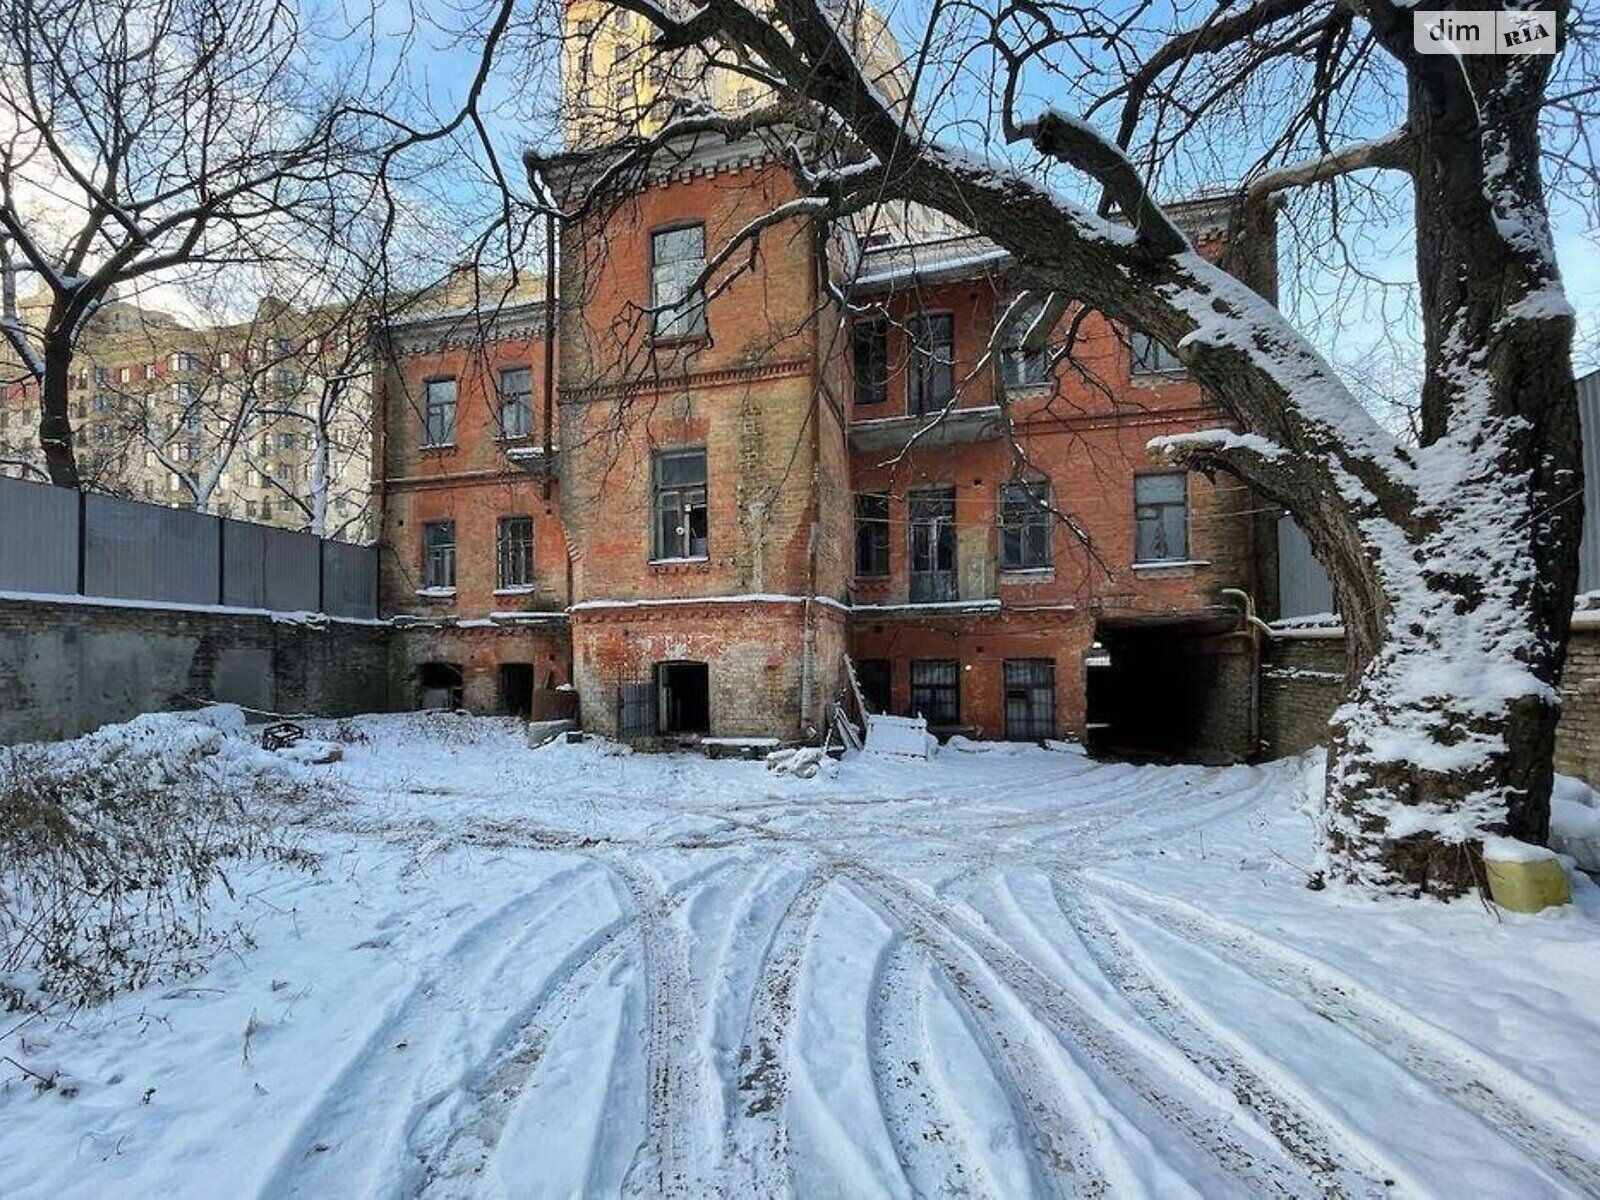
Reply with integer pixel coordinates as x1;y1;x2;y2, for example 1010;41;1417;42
560;357;812;404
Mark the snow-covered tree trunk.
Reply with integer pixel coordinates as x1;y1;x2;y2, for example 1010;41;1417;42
1317;33;1579;894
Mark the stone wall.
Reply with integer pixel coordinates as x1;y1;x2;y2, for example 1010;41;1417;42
0;596;392;746
1258;621;1600;789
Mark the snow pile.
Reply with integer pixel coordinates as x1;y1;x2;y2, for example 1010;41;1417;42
0;708;337;1008
1551;775;1600;873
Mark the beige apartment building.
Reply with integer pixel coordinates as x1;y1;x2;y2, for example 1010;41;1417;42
0;287;372;538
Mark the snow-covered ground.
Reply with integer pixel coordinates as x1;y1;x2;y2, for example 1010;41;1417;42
5;711;1600;1198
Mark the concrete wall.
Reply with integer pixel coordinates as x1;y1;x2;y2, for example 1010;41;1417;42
1258;623;1600;789
0;597;391;746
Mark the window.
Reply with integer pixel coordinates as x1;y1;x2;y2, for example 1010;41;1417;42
911;659;960;725
1135;472;1189;563
169;351;199;372
737;87;755;109
1131;331;1183;375
653;448;708;560
651;225;707;339
424;378;456;446
423;520;456;589
909;487;957;602
852;318;888;406
854;493;890;577
219;351;233;369
908;312;955;413
500;367;533;439
1000;297;1051;389
999;480;1052;570
117;366;131;384
1004;659;1056;741
498;516;535;588
278;432;297;451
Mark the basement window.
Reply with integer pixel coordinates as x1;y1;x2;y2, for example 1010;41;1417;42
418;662;463;710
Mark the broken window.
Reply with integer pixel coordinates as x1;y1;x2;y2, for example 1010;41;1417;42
999;480;1052;570
911;659;960;725
497;516;534;588
423;520;456;588
852;317;888;406
500;367;533;439
1131;331;1183;376
999;296;1051;390
424;378;456;446
653;448;708;560
854;493;890;577
909;486;957;601
651;224;707;339
1135;472;1189;563
908;312;955;413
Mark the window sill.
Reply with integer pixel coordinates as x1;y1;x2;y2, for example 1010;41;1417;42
1131;369;1187;381
999;567;1055;583
419;442;456;453
415;586;457;600
649;557;710;570
493;585;538;596
1130;558;1209;572
648;333;709;351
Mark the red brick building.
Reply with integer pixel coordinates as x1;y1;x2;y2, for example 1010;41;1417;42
378;135;1269;758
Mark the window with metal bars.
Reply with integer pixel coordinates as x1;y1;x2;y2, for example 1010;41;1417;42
1004;659;1056;741
910;659;960;725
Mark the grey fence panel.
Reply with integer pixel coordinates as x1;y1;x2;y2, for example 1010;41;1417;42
1276;515;1336;620
1578;370;1600;594
221;519;266;609
0;476;78;593
321;539;378;619
85;494;219;605
223;520;319;611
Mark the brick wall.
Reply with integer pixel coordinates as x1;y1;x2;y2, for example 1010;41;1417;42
1259;624;1600;790
0;596;391;746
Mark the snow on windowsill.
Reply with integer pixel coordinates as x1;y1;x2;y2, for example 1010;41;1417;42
415;587;457;600
1129;559;1209;572
493;586;539;596
649;557;710;569
998;567;1055;583
419;443;455;453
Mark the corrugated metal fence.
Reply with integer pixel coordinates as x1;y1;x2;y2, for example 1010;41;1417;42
0;475;377;618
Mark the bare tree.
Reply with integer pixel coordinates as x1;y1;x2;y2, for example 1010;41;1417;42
525;0;1594;897
0;0;390;489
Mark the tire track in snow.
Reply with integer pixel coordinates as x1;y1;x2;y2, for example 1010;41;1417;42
867;935;998;1199
408;924;633;1196
1087;873;1600;1195
843;876;1106;1198
726;869;829;1197
1047;877;1394;1199
844;865;1318;1198
605;854;717;1199
258;860;603;1199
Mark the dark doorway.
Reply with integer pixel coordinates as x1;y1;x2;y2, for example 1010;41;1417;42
657;661;710;734
1085;615;1255;764
855;658;892;714
1004;659;1056;741
418;662;464;710
500;663;535;718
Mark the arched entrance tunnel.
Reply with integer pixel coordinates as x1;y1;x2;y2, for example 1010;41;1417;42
1085;611;1257;765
